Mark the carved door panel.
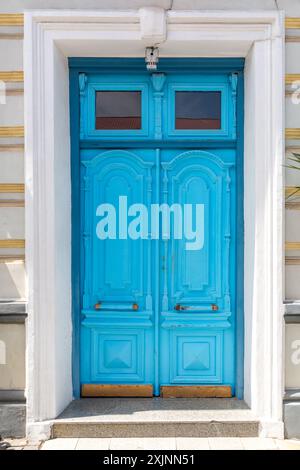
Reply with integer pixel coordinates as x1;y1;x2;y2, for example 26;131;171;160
159;149;236;390
80;149;155;390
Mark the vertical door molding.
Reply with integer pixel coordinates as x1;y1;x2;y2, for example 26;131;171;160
151;73;166;140
229;72;238;140
224;166;232;315
146;167;153;312
161;165;169;312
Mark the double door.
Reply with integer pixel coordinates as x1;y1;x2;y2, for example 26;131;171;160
79;66;238;396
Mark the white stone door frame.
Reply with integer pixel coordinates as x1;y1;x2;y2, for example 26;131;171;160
24;8;285;440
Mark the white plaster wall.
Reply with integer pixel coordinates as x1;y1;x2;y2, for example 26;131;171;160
0;323;25;389
286;210;300;242
0;152;24;183
286;266;300;299
286;43;300;74
286;96;300;129
0;261;26;299
0;94;24;127
0;40;23;71
285;324;300;388
0;207;24;239
278;0;300;16
286;159;300;186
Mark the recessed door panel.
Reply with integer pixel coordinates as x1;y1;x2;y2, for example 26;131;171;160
161;149;235;313
170;331;223;384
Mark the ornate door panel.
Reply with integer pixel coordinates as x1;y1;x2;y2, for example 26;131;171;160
159;149;236;389
80;149;155;388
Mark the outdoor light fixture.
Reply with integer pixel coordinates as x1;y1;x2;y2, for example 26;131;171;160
145;47;159;71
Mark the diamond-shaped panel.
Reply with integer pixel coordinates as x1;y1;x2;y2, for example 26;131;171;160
182;342;210;371
103;340;132;369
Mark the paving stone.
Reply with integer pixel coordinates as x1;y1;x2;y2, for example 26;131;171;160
109;437;176;450
208;437;244;450
0;441;11;450
0;404;26;438
76;438;110;450
39;437;300;451
276;439;300;450
176;438;210;450
6;446;24;450
41;438;78;450
2;438;27;447
241;438;277;450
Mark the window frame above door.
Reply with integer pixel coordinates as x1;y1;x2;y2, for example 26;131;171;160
77;59;243;144
81;75;151;140
167;82;229;139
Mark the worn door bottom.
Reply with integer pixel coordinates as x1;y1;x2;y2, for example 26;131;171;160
160;385;232;398
81;384;153;397
81;384;232;398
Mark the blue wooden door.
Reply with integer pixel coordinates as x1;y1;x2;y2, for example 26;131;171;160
159;148;236;391
80;148;156;391
78;64;239;396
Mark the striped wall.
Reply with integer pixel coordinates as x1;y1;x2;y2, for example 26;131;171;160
0;13;25;300
285;15;300;299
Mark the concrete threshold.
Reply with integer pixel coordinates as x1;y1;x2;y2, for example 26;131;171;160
51;398;260;438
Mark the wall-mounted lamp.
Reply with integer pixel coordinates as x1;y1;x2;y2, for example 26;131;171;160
145;47;159;71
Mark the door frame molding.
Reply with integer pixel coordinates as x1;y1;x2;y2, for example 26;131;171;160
24;8;284;439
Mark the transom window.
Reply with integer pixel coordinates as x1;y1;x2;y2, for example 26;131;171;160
175;91;221;130
95;90;142;130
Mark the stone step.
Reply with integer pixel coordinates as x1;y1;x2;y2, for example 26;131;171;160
51;398;260;438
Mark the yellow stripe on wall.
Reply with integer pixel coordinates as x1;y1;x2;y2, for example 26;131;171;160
0;127;24;137
0;255;25;264
286;257;300;265
0;71;23;82
0;184;24;193
286;74;300;85
286;18;300;29
0;144;24;152
0;14;23;26
0;200;24;207
286;36;300;43
0;239;25;248
286;129;300;139
286;242;300;250
285;187;300;197
1;15;299;29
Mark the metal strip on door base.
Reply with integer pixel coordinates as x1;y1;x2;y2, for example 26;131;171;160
81;384;153;397
160;385;232;398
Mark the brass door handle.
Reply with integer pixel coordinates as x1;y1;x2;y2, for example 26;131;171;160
174;304;219;311
94;302;139;311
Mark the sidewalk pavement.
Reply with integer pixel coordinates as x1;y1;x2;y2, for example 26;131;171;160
2;437;300;451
